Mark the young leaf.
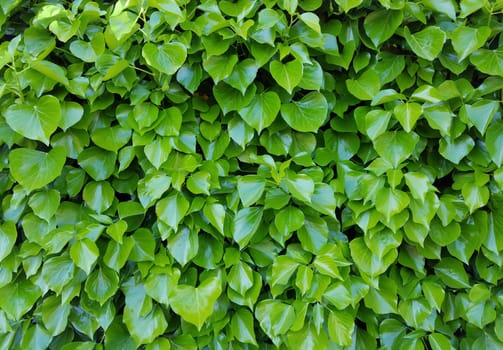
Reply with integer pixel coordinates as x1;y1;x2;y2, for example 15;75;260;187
169;276;222;330
5;95;61;145
404;26;446;61
9;147;66;192
280;91;328;132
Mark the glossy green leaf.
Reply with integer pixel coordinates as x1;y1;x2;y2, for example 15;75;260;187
5;95;60;144
404;26;446;61
255;300;295;338
0;279;42;320
142;42;187;75
374;131;419;168
232;206;263;249
269;59;303;94
170;276;222;330
239;91;281;133
85;266;119;305
364;10;403;47
280;91;327;132
9;147;66;192
70;239;99;275
451;26;491;61
486;121;503;167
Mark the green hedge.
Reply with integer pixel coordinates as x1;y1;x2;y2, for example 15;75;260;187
1;0;503;349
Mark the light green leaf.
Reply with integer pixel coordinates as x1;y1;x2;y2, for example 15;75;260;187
156;192;189;231
224;58;257;95
31;60;69;85
280;91;328;132
239;91;281;133
0;279;42;320
85;266;119;305
350;237;397;277
470;49;503;77
284;172;314;202
167;226;199;266
434;257;471;288
374;131;419;168
461;100;499;135
364;10;403;47
78;147;116;181
170;276;222;330
429;333;455;350
70;239;99;275
255;300;296;338
423;0;457;20
238;175;266;207
376;187;409;221
0;222;16;263
83;181;115;213
451;26;491;61
439;135;475;164
142;42;187;75
299;12;321;33
334;0;363;12
109;11;138;41
404;26;446;61
269;59;303;94
91;126;131;152
59;101;84;132
42;256;75;294
346;69;381;100
123;305;168;346
230;308;257;346
328;310;354;346
393;102;422;132
203;54;238;83
232;206;263;249
5;95;61;144
9;147;66;192
486;121;503;167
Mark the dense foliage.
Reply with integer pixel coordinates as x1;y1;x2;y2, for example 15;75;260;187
1;0;503;348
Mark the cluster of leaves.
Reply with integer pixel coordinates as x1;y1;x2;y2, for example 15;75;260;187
1;0;503;348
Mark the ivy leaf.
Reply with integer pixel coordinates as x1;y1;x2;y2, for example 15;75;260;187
255;300;296;338
364;10;403;47
486;121;503;167
239;91;281;133
404;26;446;61
5;95;61;145
232;207;263;249
85;266;119;305
142;42;187;75
373;131;419;168
269;59;303;94
327;310;355;346
170;276;222;330
346;70;381;100
70;239;100;275
0;222;16;263
469;49;503;77
334;0;363;12
0;279;42;320
451;26;491;62
123;305;168;346
9;147;66;192
280;91;328;132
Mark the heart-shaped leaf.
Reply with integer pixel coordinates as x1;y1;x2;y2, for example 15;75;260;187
5;95;61;145
269;59;303;94
142;42;187;75
170;276;222;330
280;91;328;132
9;147;66;192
